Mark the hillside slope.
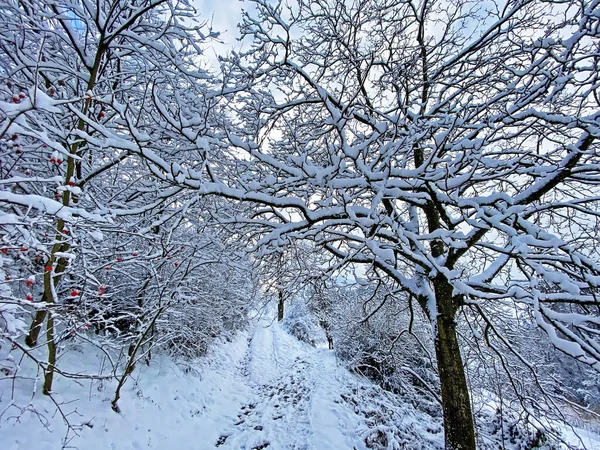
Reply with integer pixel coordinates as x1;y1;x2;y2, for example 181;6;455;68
2;314;599;450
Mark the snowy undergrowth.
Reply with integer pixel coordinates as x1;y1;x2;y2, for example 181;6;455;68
473;393;600;450
0;330;250;450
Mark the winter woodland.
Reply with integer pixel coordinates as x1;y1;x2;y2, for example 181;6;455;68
1;1;600;449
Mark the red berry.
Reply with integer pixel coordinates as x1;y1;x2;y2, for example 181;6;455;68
132;252;137;257
1;249;8;254
25;170;30;176
26;293;33;301
50;157;56;163
70;289;79;296
99;285;106;291
26;280;33;287
20;247;28;252
181;245;185;249
44;233;49;237
68;181;75;186
44;266;52;272
12;95;19;103
11;134;18;141
5;275;10;281
42;144;47;148
15;149;22;155
98;292;103;296
57;159;63;164
105;266;110;270
98;111;105;118
55;193;62;199
174;262;179;268
62;229;69;235
18;93;25;99
116;257;123;261
84;323;90;331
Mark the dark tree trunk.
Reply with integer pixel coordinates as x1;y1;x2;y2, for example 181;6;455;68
25;304;47;347
327;335;334;350
433;277;476;450
435;314;475;449
277;290;284;321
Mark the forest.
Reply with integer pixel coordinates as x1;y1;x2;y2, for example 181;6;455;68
1;1;600;449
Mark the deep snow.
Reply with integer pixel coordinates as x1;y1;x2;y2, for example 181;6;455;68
1;313;599;450
0;313;438;449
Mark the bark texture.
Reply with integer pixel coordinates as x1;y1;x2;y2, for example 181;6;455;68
433;277;475;450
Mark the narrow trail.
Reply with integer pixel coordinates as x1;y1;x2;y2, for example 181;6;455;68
5;312;599;450
207;317;367;450
2;311;391;450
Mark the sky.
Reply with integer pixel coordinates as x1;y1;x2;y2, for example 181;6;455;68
193;0;252;69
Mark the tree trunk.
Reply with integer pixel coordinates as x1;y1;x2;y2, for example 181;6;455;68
26;252;65;347
277;290;284;321
25;305;46;347
112;306;165;412
25;249;68;346
26;45;103;347
433;278;476;450
43;311;56;395
435;314;475;449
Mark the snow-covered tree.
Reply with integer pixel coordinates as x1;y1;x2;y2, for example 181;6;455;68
254;241;330;321
122;1;600;448
0;0;233;398
5;0;598;447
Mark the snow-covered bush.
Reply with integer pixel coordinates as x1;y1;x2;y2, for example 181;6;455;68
329;283;441;417
159;257;257;359
281;297;325;347
0;0;255;417
477;407;561;450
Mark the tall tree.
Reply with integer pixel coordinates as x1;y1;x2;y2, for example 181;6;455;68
255;241;330;321
126;1;600;448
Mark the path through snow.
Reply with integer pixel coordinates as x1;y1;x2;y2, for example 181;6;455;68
2;314;377;450
7;314;595;449
209;316;366;450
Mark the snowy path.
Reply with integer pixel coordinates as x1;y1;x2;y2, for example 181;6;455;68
2;314;372;450
4;315;599;449
207;317;367;450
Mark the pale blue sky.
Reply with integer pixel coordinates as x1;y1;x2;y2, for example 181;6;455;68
194;0;254;68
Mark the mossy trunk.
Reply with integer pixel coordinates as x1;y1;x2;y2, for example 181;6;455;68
25;305;46;347
43;312;56;395
26;41;104;348
433;277;476;450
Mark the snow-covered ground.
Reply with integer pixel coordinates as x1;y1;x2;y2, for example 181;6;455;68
1;313;599;450
0;313;439;449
